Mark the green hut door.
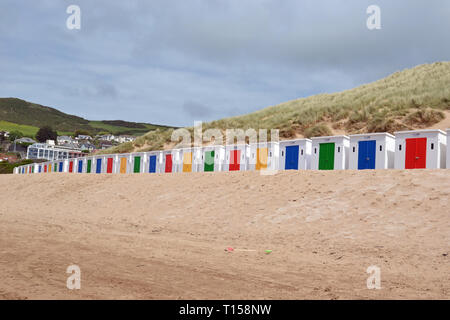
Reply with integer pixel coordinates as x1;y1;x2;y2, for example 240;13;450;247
133;156;141;173
204;150;215;172
319;143;335;170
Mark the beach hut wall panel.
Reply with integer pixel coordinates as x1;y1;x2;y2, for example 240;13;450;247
394;130;446;169
248;142;280;171
224;144;249;172
171;149;183;173
311;136;349;170
192;147;204;172
349;133;395;170
447;129;450;169
279;139;312;170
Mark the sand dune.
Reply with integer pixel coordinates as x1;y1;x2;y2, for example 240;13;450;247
0;170;449;299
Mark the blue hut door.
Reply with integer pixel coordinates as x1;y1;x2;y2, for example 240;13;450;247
149;155;157;173
96;158;102;173
59;162;63;172
285;145;299;170
358;140;376;170
78;160;83;173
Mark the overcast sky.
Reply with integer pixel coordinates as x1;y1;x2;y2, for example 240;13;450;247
0;0;449;127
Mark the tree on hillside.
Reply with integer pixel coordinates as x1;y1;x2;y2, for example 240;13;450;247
35;126;57;143
8;130;23;141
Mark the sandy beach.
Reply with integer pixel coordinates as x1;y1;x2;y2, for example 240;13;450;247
0;170;449;299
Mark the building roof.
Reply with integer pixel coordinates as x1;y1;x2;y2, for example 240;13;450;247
310;135;350;140
394;129;446;135
16;137;36;143
349;132;395;138
57;135;73;140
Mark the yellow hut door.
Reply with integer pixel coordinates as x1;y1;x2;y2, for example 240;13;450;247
182;152;192;172
256;147;268;170
120;157;127;173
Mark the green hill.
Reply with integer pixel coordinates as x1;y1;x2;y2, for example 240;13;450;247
101;61;450;154
0;98;175;137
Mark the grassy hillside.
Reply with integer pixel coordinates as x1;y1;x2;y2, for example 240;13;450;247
101;61;450;154
0;98;175;137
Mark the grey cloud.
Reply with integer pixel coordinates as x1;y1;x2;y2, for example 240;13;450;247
0;0;448;127
182;101;214;118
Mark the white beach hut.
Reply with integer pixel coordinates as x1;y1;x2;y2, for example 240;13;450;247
248;142;279;171
192;147;203;172
224;144;249;172
394;129;446;169
311;135;350;170
161;150;175;173
279;139;312;170
198;145;225;172
145;150;162;173
349;133;395;170
116;153;132;174
447;129;450;169
172;147;196;173
129;152;146;173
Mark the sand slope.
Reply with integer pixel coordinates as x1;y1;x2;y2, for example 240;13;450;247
0;170;449;299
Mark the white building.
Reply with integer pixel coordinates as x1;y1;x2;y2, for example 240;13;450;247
57;136;73;145
97;134;115;141
248;142;279;171
394;129;446;169
76;135;92;141
311;135;350;170
349;133;395;170
27;143;84;161
279;139;312;170
223;144;249;172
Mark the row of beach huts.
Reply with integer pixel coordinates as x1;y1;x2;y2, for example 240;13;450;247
14;129;450;174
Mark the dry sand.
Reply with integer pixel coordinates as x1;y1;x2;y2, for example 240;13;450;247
0;170;449;299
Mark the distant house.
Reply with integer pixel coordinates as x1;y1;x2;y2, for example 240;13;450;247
116;135;136;143
0;131;10;139
97;134;115;142
98;140;113;150
76;134;92;141
57;135;73;145
79;142;96;151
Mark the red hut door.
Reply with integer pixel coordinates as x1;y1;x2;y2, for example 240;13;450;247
69;161;73;172
405;138;427;169
229;150;240;171
107;158;113;173
165;154;172;172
